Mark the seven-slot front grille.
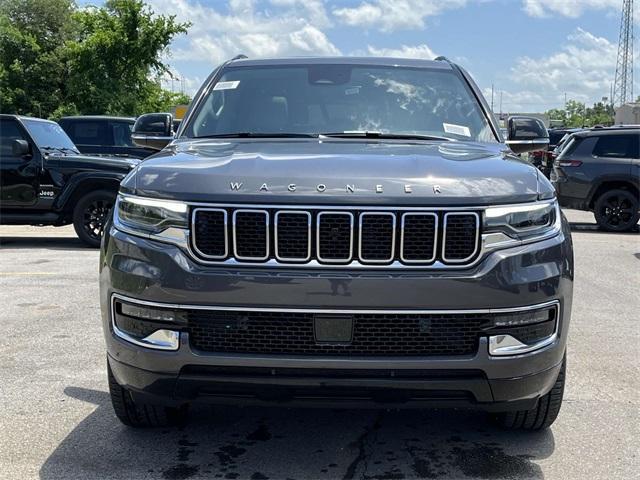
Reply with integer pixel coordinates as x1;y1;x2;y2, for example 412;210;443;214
192;207;481;266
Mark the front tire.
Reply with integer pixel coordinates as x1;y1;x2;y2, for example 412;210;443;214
72;190;115;247
593;189;639;232
108;363;187;428
492;357;566;431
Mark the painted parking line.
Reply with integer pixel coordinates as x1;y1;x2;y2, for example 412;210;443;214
0;272;56;276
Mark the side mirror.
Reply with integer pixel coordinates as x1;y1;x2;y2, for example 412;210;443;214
12;139;31;159
131;113;174;151
506;116;549;155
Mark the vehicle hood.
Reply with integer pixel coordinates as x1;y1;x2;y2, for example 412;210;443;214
51;153;141;172
128;139;541;205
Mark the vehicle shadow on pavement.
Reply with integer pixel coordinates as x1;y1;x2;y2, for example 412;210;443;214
0;236;88;251
40;386;555;480
569;222;639;234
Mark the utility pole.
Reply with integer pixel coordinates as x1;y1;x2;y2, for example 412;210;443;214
499;91;503;116
613;0;634;107
490;84;494;111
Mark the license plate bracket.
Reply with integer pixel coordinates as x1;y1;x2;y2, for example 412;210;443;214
314;314;354;344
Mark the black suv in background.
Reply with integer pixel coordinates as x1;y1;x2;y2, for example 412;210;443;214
0;114;139;246
552;126;639;231
59;116;154;159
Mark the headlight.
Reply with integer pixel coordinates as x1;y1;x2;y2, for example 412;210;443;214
484;199;561;242
114;194;188;235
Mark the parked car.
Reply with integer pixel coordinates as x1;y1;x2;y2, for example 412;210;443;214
101;56;571;431
58;116;154;159
552;126;639;231
0;114;139;246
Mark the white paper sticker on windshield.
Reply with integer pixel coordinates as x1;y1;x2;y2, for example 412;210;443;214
443;123;471;137
213;81;240;91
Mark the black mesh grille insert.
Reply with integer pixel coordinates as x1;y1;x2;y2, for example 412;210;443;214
402;214;437;262
234;211;268;259
187;311;486;356
360;214;394;262
193;209;226;257
318;213;352;261
276;212;310;260
444;214;479;261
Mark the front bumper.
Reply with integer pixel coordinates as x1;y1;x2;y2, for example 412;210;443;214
100;219;573;411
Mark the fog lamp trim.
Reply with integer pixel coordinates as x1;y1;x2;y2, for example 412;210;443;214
111;296;180;351
488;303;560;356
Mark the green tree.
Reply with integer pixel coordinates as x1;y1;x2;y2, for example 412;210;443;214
65;0;190;116
545;100;614;128
0;0;75;116
0;0;190;118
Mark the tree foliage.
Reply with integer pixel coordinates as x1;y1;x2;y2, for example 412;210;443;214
546;100;615;128
0;0;190;118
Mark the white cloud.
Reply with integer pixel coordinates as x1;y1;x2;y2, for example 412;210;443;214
366;44;437;59
496;28;628;112
333;0;468;32
149;0;339;66
521;0;621;18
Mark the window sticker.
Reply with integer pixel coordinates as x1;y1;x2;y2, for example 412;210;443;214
213;80;240;91
443;123;471;137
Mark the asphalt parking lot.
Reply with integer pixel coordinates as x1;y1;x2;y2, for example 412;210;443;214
0;209;638;480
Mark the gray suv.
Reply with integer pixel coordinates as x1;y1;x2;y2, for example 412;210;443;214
100;57;573;431
552;126;639;231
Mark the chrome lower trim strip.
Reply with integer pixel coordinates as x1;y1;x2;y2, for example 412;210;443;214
111;292;559;316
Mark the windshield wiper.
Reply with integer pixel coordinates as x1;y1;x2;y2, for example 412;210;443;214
194;132;318;139
319;131;454;141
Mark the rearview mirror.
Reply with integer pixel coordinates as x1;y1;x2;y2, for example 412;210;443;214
131;113;174;151
506;116;549;155
12;139;31;159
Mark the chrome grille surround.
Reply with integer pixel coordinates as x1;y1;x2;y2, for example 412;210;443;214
232;209;269;261
358;212;396;264
189;204;483;268
274;210;312;262
191;208;228;260
316;211;355;263
400;212;438;264
442;212;481;264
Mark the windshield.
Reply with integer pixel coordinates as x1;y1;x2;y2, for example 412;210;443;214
23;119;78;152
185;64;497;143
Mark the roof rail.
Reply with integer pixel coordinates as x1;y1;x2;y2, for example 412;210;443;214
229;54;248;61
434;56;453;64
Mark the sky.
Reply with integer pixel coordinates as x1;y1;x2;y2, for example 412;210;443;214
87;0;638;113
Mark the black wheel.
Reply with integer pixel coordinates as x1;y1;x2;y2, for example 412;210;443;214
593;189;639;232
108;362;187;428
492;357;566;431
72;190;115;247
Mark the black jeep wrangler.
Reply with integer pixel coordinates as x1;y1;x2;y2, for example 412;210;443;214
0;114;139;246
